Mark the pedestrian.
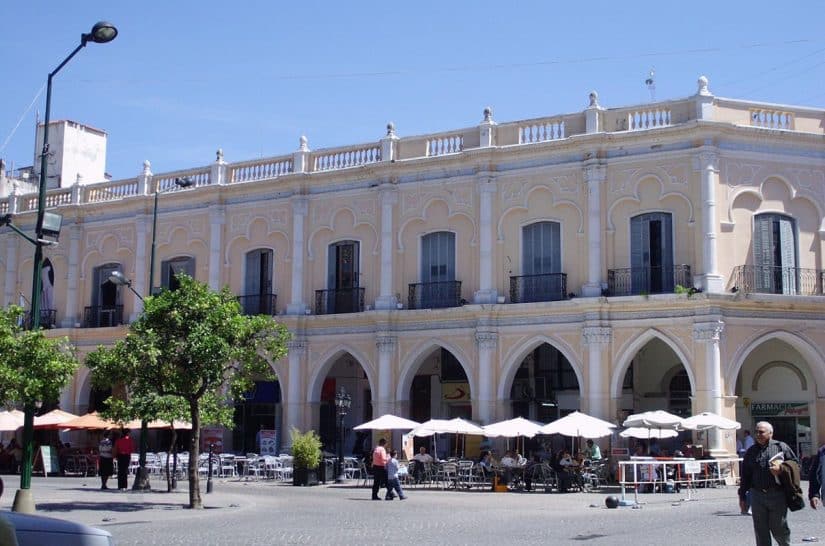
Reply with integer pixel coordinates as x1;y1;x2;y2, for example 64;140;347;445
738;421;798;546
98;430;114;490
114;428;134;491
371;438;389;501
809;442;825;509
385;449;407;500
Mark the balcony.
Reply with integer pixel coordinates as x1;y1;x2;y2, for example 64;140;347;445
23;308;57;329
509;273;568;303
83;305;124;328
408;281;462;310
314;287;365;315
607;265;692;297
730;265;824;296
237;293;278;316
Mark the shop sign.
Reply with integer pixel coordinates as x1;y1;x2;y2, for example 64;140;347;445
750;402;808;417
442;382;470;402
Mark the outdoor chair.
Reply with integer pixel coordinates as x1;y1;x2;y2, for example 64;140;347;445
219;454;237;478
456;460;476;489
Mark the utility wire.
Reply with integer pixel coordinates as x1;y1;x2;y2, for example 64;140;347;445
0;83;45;155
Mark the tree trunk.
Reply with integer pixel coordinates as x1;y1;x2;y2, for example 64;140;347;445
188;403;202;509
166;428;178;492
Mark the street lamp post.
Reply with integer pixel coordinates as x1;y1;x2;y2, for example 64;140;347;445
334;388;351;483
10;21;117;515
109;176;192;491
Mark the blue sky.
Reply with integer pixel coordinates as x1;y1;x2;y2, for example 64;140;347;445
2;1;824;180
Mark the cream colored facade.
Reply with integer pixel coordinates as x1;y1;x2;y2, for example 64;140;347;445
1;76;824;457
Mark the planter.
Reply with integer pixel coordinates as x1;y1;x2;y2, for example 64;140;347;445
292;467;320;486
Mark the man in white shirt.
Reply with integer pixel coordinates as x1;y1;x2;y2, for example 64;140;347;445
412;446;433;483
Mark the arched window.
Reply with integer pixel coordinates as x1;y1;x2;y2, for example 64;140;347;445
160;256;195;291
243;249;275;315
630;212;674;294
753;213;797;294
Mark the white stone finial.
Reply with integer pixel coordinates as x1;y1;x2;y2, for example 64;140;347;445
483;107;493;122
142;160;152;176
216;148;224;163
386;122;396;137
298;135;309;152
697;75;710;96
588;91;599;107
75;173;83;186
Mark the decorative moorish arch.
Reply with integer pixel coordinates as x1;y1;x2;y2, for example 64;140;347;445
395;339;475;403
725;330;825;397
751;361;808;391
610;328;696;400
306;344;377;404
497;334;584;401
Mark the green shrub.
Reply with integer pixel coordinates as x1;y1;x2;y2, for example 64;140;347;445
290;428;322;469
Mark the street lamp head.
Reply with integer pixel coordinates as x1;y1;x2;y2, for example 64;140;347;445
108;270;131;287
0;213;12;226
174;177;194;189
83;21;118;45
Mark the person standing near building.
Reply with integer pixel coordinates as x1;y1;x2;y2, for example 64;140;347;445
738;421;798;546
98;431;114;490
743;430;755;452
809;442;825;509
113;429;134;491
371;438;389;501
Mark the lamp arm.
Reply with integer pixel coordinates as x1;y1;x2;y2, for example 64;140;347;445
3;223;38;246
127;284;145;303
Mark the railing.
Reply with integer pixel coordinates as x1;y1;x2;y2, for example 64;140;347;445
314;287;365;315
730;265;824;296
155;169;210;190
229;157;293;183
518;118;566;143
408;281;462;310
83;305;124;328
749;108;794;130
626;107;672;131
85;178;139;203
509;273;568;303
314;145;381;171
23;308;57;329
607;265;692;296
237;293;278;316
426;134;464;156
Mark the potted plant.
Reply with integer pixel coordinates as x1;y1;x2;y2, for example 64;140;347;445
290;428;322;486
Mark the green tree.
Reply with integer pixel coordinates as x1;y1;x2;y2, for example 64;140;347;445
0;305;79;486
86;275;289;508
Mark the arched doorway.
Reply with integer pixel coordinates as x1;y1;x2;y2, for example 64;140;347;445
317;353;372;459
233;380;282;454
508;343;580;422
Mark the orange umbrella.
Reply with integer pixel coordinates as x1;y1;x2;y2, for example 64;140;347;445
60;412;124;430
33;409;79;429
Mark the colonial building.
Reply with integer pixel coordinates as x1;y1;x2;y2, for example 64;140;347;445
1;76;823;457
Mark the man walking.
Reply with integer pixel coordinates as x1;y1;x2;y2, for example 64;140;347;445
809;442;825;509
738;421;798;546
371;438;389;501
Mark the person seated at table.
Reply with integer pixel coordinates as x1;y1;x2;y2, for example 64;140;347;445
649;438;662;457
583;439;602;461
557;450;579;492
478;450;494;474
632;442;647;457
522;454;542;492
499;451;521;486
411;446;433;483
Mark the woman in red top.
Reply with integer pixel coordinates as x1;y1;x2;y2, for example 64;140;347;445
113;429;134;491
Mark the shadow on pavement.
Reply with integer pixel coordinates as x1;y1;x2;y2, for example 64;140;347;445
36;501;187;513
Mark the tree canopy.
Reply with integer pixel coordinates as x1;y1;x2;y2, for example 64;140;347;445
86;275;290;508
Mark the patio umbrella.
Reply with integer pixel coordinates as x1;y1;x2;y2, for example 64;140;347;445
483;417;544;438
620;427;679;439
539;411;615;438
411;418;484;459
622;410;684;430
353;414;420;430
61;412;124;430
33;409;79;429
679;412;741;432
0;410;24;432
145;419;193;430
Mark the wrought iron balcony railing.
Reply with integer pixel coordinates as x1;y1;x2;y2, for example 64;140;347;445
23;308;57;329
314;287;365;315
607;265;692;297
237;293;278;316
509;273;568;303
408;281;462;310
83;305;124;328
730;265;824;296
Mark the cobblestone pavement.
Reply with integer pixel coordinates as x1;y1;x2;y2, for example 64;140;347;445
1;477;823;545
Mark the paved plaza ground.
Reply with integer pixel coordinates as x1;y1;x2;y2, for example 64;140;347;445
0;476;823;545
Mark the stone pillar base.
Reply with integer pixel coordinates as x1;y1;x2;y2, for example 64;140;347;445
702;274;725;294
473;289;498;304
581;283;602;297
374;295;399;310
286;303;308;315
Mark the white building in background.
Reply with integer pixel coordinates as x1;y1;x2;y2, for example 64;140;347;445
1;76;823;458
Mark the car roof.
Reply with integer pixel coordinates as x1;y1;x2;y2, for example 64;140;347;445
1;511;112;536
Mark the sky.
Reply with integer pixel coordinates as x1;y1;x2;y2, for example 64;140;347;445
2;1;824;181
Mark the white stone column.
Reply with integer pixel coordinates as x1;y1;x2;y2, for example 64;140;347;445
3;236;17;307
697;150;723;293
475;331;497;423
376;334;397;416
474;177;497;304
582;163;606;297
61;226;81;327
375;186;398;310
208;205;225;290
131;215;148;320
694;321;725;454
210;149;227;186
284;338;307;447
287;197;308;315
583;326;611;419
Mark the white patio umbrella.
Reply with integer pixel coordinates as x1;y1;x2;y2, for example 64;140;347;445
679;412;741;431
622;410;684;430
0;410;24;432
539;411;615;439
33;409;80;429
353;414;420;431
483;417;543;438
411;418;484;459
620;427;679;439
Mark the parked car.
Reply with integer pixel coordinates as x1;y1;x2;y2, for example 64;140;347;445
0;511;114;545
